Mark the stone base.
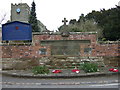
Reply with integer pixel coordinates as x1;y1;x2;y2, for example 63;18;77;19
2;56;119;70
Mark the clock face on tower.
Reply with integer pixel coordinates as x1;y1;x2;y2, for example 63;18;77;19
16;8;21;13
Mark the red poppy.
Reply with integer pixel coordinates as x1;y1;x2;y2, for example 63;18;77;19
112;69;119;72
52;70;62;73
109;68;114;71
109;68;119;72
72;69;80;72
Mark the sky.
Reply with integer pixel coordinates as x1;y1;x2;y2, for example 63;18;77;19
0;0;119;31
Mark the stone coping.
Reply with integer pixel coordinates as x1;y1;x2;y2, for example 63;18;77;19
98;41;120;44
32;32;97;35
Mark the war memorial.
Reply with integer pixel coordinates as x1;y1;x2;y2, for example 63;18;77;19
0;2;119;70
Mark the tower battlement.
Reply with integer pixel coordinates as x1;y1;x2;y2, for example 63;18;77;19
11;3;29;8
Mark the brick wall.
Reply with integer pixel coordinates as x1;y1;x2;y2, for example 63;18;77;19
94;44;119;57
1;46;50;58
1;32;119;58
32;33;97;46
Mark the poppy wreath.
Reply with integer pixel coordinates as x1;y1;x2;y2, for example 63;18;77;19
109;68;119;72
52;70;62;73
72;69;80;73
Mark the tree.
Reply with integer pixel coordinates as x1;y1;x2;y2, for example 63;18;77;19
58;6;120;41
69;19;77;25
78;14;85;23
29;1;39;32
85;6;120;41
58;17;103;39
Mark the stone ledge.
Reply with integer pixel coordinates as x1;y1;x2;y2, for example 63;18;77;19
32;32;97;35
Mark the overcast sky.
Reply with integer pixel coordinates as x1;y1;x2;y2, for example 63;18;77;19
0;0;119;31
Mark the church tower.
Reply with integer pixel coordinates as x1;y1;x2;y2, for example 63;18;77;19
11;3;30;23
10;2;47;32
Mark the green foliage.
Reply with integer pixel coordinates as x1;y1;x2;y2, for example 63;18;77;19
69;19;77;24
102;38;106;41
58;15;103;39
85;6;120;41
59;6;120;41
69;27;82;32
29;1;39;32
32;66;49;74
80;63;99;73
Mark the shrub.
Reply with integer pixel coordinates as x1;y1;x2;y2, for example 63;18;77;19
80;63;99;73
32;66;49;75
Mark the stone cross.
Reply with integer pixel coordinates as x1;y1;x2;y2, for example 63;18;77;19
62;18;68;25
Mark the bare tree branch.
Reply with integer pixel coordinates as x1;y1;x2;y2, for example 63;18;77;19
0;13;7;25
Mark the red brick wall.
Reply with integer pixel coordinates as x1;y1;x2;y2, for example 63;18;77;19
33;33;97;46
1;46;50;58
1;33;119;58
92;44;119;57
